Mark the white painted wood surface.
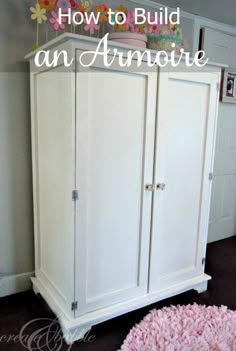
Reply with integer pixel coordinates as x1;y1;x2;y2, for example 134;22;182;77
30;67;75;319
209;103;236;242
75;53;157;315
202;27;236;67
32;273;210;344
202;27;236;242
28;35;221;343
149;69;220;292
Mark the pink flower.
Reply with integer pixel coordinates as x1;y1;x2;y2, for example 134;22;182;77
148;23;162;34
49;10;67;30
146;13;163;34
84;18;99;35
57;0;71;13
125;10;135;30
69;0;78;10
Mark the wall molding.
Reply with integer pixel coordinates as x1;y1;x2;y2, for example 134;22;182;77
0;272;34;298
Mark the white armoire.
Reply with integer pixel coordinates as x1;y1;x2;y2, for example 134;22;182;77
27;34;221;343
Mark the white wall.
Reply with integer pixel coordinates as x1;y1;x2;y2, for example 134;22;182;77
0;0;35;295
0;72;34;275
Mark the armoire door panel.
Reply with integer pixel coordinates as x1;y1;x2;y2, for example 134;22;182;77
75;52;157;315
149;70;219;293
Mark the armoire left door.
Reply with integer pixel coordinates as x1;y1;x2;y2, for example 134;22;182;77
75;52;157;316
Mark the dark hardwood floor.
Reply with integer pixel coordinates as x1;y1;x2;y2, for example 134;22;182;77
0;236;236;350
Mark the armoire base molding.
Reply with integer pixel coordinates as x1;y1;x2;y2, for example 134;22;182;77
32;274;211;344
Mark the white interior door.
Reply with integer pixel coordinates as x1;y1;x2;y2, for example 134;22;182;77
75;53;157;315
149;69;219;293
202;27;236;242
208;104;236;242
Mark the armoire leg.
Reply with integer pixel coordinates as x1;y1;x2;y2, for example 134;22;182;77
61;324;92;345
194;280;208;294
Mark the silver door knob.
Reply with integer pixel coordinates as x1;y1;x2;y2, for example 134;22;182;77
145;184;155;191
156;183;166;191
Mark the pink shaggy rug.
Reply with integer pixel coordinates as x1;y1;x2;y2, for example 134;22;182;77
119;304;236;351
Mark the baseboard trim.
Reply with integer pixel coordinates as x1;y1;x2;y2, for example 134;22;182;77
0;272;34;298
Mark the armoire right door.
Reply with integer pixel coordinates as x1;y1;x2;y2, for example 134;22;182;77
149;67;220;293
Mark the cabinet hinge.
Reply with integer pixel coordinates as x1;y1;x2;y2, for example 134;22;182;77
72;190;79;201
71;301;78;311
202;258;206;265
209;173;213;181
216;82;220;92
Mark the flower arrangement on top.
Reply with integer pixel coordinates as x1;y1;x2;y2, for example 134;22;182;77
30;0;188;52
